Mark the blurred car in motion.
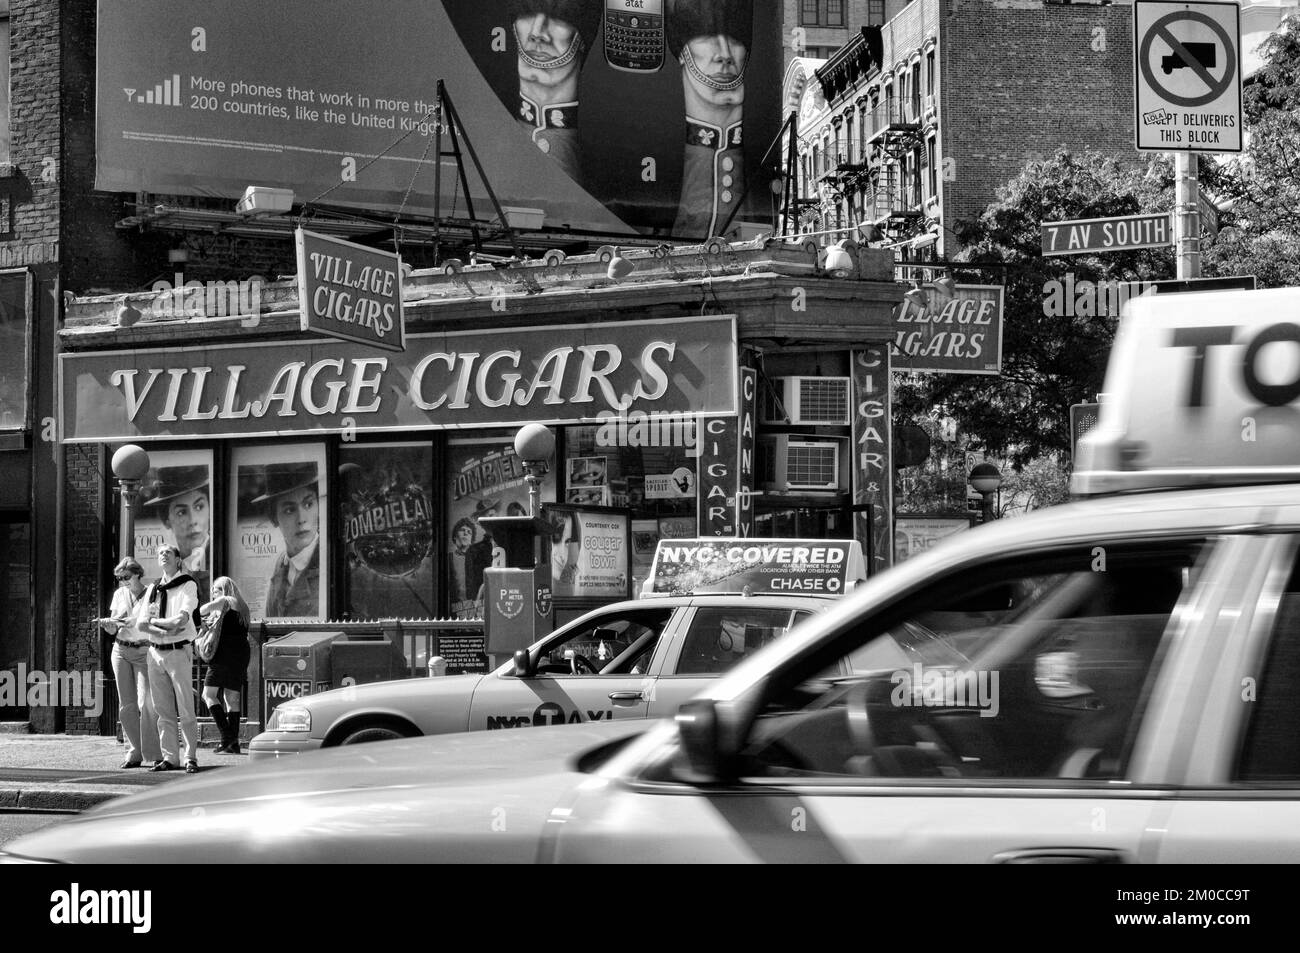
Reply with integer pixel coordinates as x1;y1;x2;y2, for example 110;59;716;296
248;540;865;759
6;287;1300;864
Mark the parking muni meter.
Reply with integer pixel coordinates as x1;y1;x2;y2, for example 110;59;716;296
481;515;554;657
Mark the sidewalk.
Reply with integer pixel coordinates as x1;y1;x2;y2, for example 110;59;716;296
0;733;245;811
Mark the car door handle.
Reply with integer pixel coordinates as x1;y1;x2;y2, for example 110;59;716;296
608;691;645;702
992;848;1126;864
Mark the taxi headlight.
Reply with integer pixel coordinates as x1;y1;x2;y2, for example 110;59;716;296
267;706;311;732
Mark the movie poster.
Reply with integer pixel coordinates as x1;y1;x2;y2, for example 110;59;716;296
229;444;328;620
547;505;630;600
135;449;214;595
339;444;435;620
446;435;555;619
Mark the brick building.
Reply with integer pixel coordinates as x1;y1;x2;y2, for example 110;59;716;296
785;0;1138;263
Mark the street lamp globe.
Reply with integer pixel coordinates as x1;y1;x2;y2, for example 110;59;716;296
968;462;1003;496
111;444;150;482
515;424;555;467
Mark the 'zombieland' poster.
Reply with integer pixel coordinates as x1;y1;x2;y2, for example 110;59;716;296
339;444;436;619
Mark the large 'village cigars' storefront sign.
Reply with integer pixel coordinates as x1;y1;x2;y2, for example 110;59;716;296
60;317;737;443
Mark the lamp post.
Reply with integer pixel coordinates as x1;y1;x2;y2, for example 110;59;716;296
111;444;151;558
968;461;1003;525
513;424;555;518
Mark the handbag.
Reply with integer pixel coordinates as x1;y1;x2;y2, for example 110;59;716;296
196;609;225;663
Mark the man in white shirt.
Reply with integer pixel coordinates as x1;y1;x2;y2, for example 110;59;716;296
137;544;201;773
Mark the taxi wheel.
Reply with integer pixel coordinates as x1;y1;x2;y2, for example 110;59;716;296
337;724;417;746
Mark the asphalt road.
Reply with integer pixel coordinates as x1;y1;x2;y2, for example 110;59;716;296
0;811;68;850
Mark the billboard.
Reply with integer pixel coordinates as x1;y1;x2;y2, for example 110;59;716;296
95;1;781;239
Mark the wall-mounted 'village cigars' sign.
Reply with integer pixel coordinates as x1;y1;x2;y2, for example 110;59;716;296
60;316;737;443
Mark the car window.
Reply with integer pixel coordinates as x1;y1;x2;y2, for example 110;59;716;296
676;607;800;675
737;540;1208;783
1234;546;1300;783
535;608;673;676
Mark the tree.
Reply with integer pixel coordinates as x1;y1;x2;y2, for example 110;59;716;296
1204;13;1300;287
894;148;1179;470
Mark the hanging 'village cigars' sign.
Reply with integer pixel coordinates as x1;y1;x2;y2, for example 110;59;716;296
60;316;737;443
296;229;406;352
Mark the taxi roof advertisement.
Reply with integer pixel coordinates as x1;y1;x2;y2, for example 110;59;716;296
60;315;737;443
1073;288;1300;495
94;0;782;238
649;538;864;597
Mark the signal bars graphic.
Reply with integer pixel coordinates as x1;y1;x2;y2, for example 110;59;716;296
124;74;183;106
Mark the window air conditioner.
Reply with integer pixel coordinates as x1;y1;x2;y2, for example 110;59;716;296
759;435;842;492
759;376;852;426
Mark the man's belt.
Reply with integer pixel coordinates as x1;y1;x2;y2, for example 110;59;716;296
151;640;192;651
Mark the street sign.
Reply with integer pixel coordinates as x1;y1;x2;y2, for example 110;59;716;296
1042;213;1173;256
1134;0;1242;153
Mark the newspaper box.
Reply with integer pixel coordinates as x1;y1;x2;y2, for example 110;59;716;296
262;631;345;722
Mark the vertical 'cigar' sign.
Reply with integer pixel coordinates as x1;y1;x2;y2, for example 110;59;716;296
296;229;406;352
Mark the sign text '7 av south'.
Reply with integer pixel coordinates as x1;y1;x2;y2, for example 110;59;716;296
1041;213;1173;256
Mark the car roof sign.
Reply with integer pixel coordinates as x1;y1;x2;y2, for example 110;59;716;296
1073;287;1300;496
645;538;866;598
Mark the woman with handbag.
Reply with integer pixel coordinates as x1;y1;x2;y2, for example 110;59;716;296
197;576;252;754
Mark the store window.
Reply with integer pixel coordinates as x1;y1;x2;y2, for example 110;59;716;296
339;443;435;620
0;271;30;431
564;422;696;595
446;431;556;618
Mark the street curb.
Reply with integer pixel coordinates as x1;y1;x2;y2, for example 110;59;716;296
0;786;128;812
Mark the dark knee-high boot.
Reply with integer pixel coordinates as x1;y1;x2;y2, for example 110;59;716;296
208;701;231;752
223;709;241;755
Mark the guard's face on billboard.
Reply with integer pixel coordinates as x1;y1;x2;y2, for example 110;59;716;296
164;490;210;557
683;34;747;108
272;487;320;557
514;14;582;89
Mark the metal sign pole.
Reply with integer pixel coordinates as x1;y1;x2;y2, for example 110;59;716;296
1174;152;1202;279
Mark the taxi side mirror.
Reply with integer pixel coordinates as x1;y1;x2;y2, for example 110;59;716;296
675;698;729;783
512;649;535;678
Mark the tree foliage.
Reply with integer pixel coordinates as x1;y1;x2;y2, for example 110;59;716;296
896;13;1300;472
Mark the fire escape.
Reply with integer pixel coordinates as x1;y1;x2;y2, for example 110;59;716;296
865;94;924;242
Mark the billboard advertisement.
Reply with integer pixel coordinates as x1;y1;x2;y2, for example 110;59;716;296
95;1;781;239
